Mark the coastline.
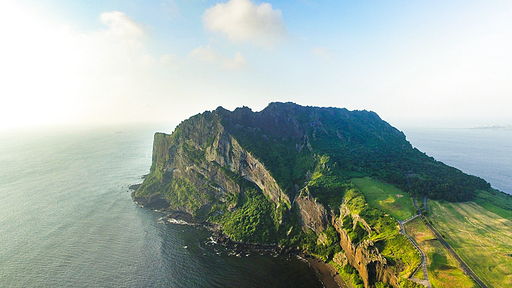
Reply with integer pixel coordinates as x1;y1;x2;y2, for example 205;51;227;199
306;256;348;288
206;221;350;288
211;226;350;288
131;185;348;288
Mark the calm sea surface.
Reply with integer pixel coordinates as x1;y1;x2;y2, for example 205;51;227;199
402;127;512;195
1;125;511;287
0;125;321;288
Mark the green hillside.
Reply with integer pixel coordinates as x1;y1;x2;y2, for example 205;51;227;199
133;102;507;288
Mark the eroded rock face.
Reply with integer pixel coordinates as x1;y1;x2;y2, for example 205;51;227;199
295;193;328;234
228;138;289;206
136;113;289;215
333;251;348;267
333;206;399;288
135;103;420;287
292;194;401;288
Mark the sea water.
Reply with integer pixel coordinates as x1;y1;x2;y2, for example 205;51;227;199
0;125;321;288
1;125;510;287
402;127;512;195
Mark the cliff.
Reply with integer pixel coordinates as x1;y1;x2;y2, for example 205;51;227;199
331;188;419;287
134;102;488;287
134;111;289;216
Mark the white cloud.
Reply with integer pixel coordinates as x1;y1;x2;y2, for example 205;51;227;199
0;2;258;130
0;6;167;129
189;45;220;63
99;11;146;38
83;11;149;68
189;45;247;70
312;46;332;60
0;2;83;128
141;54;157;67
202;0;287;47
160;54;179;69
223;52;247;70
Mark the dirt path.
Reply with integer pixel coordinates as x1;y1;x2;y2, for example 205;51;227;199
398;219;431;288
402;196;431;287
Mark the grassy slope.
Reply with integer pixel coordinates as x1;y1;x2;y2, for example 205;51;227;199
427;199;512;288
351;176;512;287
404;217;477;288
341;187;421;279
473;189;512;220
351;177;416;221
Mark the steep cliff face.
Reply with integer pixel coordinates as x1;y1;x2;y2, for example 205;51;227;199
134;102;477;287
294;192;328;234
135;111;289;217
333;204;398;287
331;187;422;288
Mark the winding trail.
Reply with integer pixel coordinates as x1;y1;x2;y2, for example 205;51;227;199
414;196;487;288
402;174;431;287
398;215;431;288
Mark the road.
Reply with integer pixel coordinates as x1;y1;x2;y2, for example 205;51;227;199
419;196;487;288
398;216;431;288
400;176;485;287
421;214;488;288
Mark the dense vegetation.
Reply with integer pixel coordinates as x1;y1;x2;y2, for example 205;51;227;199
135;102;500;287
218;188;279;243
209;169;286;244
217;102;490;202
139;102;491;214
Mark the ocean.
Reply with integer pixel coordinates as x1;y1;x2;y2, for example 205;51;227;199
402;127;512;195
0;125;321;288
1;124;510;287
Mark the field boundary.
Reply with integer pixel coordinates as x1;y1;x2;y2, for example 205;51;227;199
422;213;487;288
398;217;431;288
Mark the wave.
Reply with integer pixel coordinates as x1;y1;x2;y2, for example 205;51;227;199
165;217;198;226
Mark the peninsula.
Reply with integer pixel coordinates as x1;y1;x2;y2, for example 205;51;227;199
133;102;512;288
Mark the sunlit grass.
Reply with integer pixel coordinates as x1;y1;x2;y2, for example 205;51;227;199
404;217;477;288
428;200;512;288
351;177;416;221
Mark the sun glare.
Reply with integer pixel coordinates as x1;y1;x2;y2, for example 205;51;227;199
0;1;82;130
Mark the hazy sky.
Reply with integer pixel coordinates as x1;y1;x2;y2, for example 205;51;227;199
2;0;512;130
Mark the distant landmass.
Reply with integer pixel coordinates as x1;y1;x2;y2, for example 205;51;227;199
471;124;512;130
133;102;512;288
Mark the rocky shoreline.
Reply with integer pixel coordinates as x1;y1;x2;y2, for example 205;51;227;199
161;211;346;288
130;184;345;288
212;227;347;288
307;257;348;288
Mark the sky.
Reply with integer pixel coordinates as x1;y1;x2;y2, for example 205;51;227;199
1;0;512;131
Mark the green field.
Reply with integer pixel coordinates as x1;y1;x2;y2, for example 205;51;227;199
351;177;416;221
473;189;512;220
404;217;477;288
428;199;512;288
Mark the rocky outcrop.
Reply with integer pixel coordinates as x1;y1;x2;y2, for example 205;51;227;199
333;204;399;288
134;102;427;287
333;251;348;267
294;191;328;234
135;112;289;216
